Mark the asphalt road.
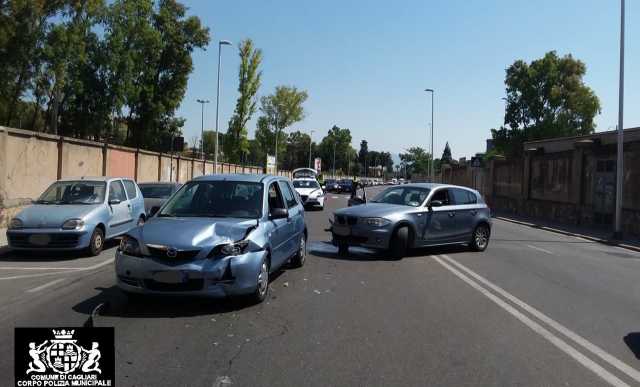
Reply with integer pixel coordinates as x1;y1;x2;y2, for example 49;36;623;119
2;188;640;386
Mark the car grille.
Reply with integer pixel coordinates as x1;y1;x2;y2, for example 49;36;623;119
145;246;200;261
335;215;358;225
143;279;204;292
8;233;80;248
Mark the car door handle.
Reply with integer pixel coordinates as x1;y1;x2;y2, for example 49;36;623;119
448;212;455;217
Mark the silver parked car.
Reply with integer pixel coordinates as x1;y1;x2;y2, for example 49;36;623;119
115;174;307;303
6;177;146;255
138;182;182;215
329;183;492;259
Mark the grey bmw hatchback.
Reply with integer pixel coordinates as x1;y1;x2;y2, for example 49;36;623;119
115;174;307;303
330;183;492;259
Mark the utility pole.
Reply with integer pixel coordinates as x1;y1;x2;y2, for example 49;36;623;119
332;140;336;178
425;89;434;182
614;0;625;239
308;129;315;168
196;99;210;159
214;40;232;173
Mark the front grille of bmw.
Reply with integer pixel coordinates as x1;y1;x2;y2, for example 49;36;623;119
335;215;358;225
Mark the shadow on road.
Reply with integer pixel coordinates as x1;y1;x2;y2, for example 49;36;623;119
0;240;119;262
72;270;287;319
308;241;470;262
491;239;596;244
623;333;640;359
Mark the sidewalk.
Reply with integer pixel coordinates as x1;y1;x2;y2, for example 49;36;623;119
493;212;640;253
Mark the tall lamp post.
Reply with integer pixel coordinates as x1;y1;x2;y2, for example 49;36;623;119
332;140;337;178
614;0;625;239
214;39;232;173
308;129;315;168
196;99;210;159
425;88;434;182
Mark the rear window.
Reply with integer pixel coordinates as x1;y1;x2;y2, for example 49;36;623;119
123;180;137;199
140;184;174;199
451;188;478;205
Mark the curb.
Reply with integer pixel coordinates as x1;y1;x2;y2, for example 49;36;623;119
494;216;640;254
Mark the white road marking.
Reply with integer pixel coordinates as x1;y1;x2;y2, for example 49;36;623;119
0;258;114;280
526;244;554;255
432;255;630;387
332;196;340;199
439;254;640;385
26;278;66;293
0;266;86;271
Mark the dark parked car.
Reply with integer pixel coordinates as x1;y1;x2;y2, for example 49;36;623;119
329;183;492;259
324;179;340;192
337;179;355;193
138;182;182;215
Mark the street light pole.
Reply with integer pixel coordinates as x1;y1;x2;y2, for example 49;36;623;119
614;0;625;239
196;99;210;159
332;140;336;178
308;129;315;168
425;89;434;182
214;40;232;173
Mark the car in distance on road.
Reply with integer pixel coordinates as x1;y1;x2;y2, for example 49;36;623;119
324;179;340;192
138;182;182;215
337;179;355;193
115;174;307;303
7;177;146;256
329;183;491;259
292;178;325;210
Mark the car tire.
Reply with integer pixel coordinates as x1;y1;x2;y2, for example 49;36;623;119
470;223;490;252
290;234;306;268
389;226;409;260
88;227;104;256
249;259;269;304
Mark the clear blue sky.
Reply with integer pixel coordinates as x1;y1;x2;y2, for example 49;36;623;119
176;0;639;160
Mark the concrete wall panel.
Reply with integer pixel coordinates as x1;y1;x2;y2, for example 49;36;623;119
107;148;135;179
4;134;58;203
138;153;159;182
61;142;102;179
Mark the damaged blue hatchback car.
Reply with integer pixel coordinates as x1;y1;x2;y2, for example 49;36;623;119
115;174;307;303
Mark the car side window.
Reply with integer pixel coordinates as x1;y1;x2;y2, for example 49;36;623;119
430;188;451;205
279;181;298;208
467;191;478;204
268;182;286;212
108;180;127;202
451;188;473;205
123;180;137;199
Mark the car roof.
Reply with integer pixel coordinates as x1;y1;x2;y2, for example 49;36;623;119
138;182;180;186
57;176;126;182
401;182;478;191
292;177;318;181
192;173;285;184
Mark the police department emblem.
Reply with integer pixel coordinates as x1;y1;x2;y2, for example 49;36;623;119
26;329;101;375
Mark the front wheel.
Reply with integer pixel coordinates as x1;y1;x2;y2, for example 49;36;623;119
249;259;269;303
290;234;306;268
87;227;104;256
470;224;490;252
389;226;409;260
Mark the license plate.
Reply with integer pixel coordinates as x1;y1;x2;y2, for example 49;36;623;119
153;271;187;284
333;224;350;236
28;234;51;246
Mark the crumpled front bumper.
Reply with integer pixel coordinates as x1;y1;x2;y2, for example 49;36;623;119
115;249;267;297
328;219;392;250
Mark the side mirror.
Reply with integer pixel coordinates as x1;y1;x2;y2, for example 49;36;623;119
428;200;443;209
109;199;121;205
269;208;289;220
149;206;160;217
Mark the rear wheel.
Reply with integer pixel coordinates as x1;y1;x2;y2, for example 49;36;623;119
470;223;490;251
290;234;307;268
389;226;409;260
87;227;104;256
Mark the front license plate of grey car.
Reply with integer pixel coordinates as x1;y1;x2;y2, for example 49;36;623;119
153;271;186;284
333;224;350;236
28;234;50;246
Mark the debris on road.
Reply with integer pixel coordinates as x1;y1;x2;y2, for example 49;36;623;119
283;282;289;287
313;289;321;294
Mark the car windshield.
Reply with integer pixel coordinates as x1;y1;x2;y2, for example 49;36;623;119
158;181;263;218
140;184;174;199
37;181;106;204
370;187;430;207
293;180;320;189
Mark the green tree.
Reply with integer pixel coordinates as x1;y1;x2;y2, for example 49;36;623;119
281;130;312;171
441;142;452;163
318;125;354;176
491;51;601;157
259;85;308;168
400;147;431;177
224;38;262;163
